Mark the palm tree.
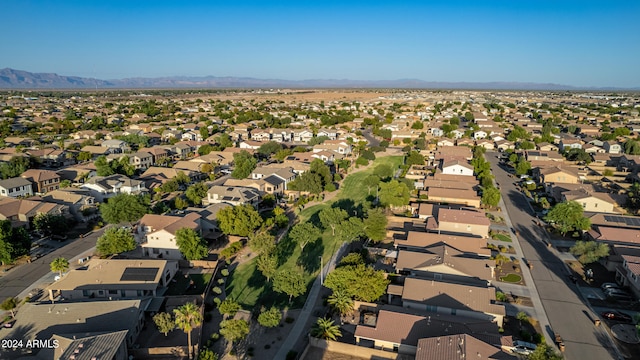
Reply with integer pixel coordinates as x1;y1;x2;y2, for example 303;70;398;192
174;302;203;360
50;257;69;278
311;318;342;341
327;291;354;316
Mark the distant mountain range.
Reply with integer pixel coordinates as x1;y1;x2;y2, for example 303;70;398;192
0;68;637;91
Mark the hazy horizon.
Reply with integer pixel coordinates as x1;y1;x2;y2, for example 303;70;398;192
1;1;639;88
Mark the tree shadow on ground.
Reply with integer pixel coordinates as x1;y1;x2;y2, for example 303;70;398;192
275;235;296;267
297;237;324;274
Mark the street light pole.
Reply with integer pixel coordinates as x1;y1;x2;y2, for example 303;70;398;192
320;256;323;285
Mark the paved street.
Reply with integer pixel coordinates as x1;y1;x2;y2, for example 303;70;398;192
0;227;107;301
487;152;620;360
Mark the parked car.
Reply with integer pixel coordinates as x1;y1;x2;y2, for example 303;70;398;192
601;283;621;291
512;340;537;355
605;288;631;296
601;311;632;322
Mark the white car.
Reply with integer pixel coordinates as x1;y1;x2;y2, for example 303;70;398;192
512;341;537;355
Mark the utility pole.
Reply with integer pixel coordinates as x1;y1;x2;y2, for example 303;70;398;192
320;256;323;285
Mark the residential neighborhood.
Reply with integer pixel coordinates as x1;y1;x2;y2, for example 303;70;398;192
1;89;640;360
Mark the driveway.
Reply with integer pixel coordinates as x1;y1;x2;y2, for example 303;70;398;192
487;151;620;360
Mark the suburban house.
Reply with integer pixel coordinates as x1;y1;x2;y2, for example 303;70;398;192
534;166;581;185
415;334;516;360
559;138;583;151
101;139;130;153
616;254;640;298
21;169;61;194
128;151;154;170
440;160;474;176
424;187;481;208
43;188;97;221
292;129;314;142
0;197;69;228
387;278;505;326
251;166;297;188
239;140;262;150
354;309;502;355
603;141;623;154
46;259;179;301
80;174;146;202
203;185;261;207
426;208;491;238
0;300;145;359
0;177;34;198
561;188;623;214
138;213;202;260
43;331;130;360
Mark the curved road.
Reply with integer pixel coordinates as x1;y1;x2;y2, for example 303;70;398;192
0;228;106;301
487;152;619;360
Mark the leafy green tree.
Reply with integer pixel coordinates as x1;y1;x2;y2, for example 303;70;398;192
257;307;282;328
174;302;203;360
33;213;69;236
174;197;189;210
625;140;640;155
218;298;241;318
378;180;410;207
256;253;278;282
570;241;610;264
544;201;591;235
77;151;92;162
219;319;250;351
99;193;149;224
1;297;18;318
373;164;394;180
197;349;218;360
363;175;380;195
565;148;592;164
528;343;563;360
289;222;321;251
515;158;531;175
231;150;257;179
336;217;365;243
339;252;365;266
176;228;208;260
273;270;306;302
327;290;354;316
363;208;387;242
288;171;323;194
50;257;69;278
308;135;329;146
481;186;501;207
257;141;282;158
311;318;342;341
96;227;137;256
324;264;389;302
216;204;263;236
153;312;175;336
249;231;276;254
319;208;348;236
274;149;294;162
185;182;209;205
405;151;425;166
0;220;30;265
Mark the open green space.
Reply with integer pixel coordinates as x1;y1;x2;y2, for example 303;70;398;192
165;271;213;296
500;273;522;283
226;156;402;309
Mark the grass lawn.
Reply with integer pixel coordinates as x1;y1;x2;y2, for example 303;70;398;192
500;273;522;283
165;271;213;296
493;234;512;242
227;155;402;309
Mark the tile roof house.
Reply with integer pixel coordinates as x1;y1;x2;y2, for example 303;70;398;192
42;331;130;360
561;188;623;214
616;255;640;298
43;188;97;221
0;197;69;228
0;177;34;198
203;185;261;207
388;278;505;326
80;174;146;202
415;334;516;360
425;187;481;208
394;231;490;255
138;213;202;260
441;160;474;177
21;169;61;194
354;309;503;355
46;259;179;301
533;166;581;185
427;208;491;238
0;300;145;359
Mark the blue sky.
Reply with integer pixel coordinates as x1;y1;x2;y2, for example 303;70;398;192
1;0;639;87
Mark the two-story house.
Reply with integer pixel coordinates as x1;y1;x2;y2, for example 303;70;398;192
81;174;146;202
21;169;61;194
203;186;261;207
0;177;34;198
138;213;202;259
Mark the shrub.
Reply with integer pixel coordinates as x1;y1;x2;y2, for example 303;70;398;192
213;297;221;305
221;269;230;277
496;291;507;302
211;332;220;341
520;330;532;342
212;287;222;295
217;278;225;285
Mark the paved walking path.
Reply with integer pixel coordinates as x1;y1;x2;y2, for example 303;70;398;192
273;243;347;360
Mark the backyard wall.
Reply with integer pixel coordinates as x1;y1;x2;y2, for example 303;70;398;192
302;338;400;359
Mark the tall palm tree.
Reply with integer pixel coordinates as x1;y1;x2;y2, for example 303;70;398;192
174;302;203;360
311;318;342;341
50;257;69;278
327;291;354;316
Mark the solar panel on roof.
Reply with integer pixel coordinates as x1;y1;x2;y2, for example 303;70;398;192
232;197;240;201
222;196;233;201
120;267;159;282
604;215;615;223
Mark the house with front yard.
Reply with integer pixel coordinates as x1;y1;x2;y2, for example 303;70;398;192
534;166;581;185
43;188;97;221
603;141;623;154
81;174;145;202
138;212;202;259
0;177;34;198
46;259;179;301
0;197;69;228
561;188;623;214
387;278;505;326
